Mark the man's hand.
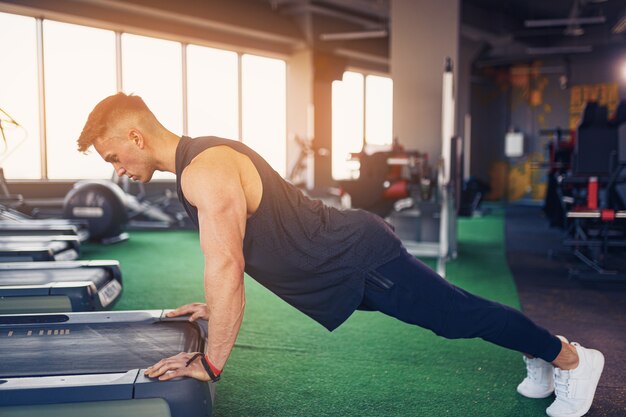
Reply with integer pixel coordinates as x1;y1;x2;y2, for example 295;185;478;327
144;352;212;382
166;303;209;322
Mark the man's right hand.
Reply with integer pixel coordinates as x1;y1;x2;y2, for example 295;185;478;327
166;302;209;322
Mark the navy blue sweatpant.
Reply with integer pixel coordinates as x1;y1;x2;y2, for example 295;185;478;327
358;249;562;362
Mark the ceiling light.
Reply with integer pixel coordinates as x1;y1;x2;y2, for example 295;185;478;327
525;16;606;28
526;46;593;55
319;30;388;41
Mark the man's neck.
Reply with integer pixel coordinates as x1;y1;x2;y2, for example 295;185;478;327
153;131;181;173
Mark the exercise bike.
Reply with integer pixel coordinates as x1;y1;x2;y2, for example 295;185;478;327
63;173;194;244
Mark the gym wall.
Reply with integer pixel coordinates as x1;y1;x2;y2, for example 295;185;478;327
471;48;626;202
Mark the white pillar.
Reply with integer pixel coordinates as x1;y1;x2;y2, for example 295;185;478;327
286;49;313;185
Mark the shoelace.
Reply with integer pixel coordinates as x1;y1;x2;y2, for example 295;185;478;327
524;357;542;381
554;368;572;398
554;342;581;399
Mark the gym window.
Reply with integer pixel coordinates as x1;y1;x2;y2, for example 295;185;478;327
0;12;40;179
187;45;239;140
44;20;117;180
0;12;288;181
242;54;287;178
331;71;393;181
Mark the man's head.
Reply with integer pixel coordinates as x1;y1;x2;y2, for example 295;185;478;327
78;93;163;182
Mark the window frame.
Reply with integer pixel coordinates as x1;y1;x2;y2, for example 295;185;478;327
0;10;289;181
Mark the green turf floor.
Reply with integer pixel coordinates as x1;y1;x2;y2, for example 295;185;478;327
82;208;553;416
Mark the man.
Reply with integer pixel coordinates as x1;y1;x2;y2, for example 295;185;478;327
78;93;604;417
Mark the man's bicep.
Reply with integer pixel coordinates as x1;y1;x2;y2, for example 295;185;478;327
183;166;247;269
198;203;246;267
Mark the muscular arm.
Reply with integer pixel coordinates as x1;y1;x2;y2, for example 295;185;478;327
184;152;247;371
145;149;247;380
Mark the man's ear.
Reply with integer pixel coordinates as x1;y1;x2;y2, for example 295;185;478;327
128;128;145;149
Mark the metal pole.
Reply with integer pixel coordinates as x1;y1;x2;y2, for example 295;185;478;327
238;54;243;141
115;32;123;92
181;43;188;136
36;19;47;180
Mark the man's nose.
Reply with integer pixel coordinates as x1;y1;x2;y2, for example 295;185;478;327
115;165;126;177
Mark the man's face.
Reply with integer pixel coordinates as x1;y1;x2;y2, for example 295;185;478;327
94;134;154;183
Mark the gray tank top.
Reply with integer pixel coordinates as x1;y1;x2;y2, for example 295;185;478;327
175;136;402;330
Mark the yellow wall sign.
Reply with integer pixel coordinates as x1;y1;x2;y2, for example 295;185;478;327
569;82;620;129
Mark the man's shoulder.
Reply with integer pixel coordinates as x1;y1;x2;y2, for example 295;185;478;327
187;145;241;172
182;145;247;190
180;148;245;206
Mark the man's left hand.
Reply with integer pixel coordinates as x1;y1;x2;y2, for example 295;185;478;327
144;352;211;382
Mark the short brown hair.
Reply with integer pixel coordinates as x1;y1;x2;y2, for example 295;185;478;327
77;92;154;152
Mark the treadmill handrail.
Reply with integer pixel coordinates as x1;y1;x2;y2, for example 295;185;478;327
0;370;137;387
0;310;207;338
0;310;164;325
0;235;81;243
0;281;95;290
0;260;120;270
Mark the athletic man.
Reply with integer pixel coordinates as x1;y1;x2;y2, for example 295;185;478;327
78;93;604;417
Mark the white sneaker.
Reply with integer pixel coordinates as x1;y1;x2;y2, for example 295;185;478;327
517;335;568;399
546;343;605;417
517;355;555;398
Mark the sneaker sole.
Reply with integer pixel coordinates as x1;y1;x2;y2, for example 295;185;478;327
517;386;554;399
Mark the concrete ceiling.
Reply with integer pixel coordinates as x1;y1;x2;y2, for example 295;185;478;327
464;0;626;63
262;0;626;64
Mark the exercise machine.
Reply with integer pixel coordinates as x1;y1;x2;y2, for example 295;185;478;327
0;310;215;417
0;260;122;313
0;168;92;242
0;220;89;242
63;178;194;244
539;127;574;227
557;101;626;280
114;174;193;230
0;235;81;262
63;180;129;244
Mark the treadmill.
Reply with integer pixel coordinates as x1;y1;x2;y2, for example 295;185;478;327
0;310;215;417
0;261;122;313
0;235;81;262
0;220;90;242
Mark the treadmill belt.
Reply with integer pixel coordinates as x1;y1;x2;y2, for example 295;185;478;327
0;321;202;378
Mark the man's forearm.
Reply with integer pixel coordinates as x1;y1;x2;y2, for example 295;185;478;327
204;267;245;371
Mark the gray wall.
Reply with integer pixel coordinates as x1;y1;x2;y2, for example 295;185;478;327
391;0;459;162
470;47;626;200
470;72;508;185
458;37;485;177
